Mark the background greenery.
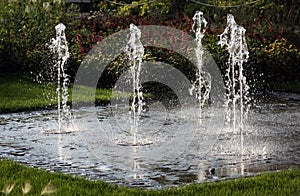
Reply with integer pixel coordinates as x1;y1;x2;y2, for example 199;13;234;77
0;0;299;93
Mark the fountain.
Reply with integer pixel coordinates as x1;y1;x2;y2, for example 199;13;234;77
218;14;250;128
49;23;71;132
1;12;300;189
190;11;211;121
124;23;145;146
218;14;250;155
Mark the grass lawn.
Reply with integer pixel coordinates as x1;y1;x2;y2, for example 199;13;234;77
0;74;151;113
0;159;299;195
0;74;56;112
0;74;113;113
1;74;300;113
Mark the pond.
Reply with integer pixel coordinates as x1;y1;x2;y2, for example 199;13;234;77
0;92;299;188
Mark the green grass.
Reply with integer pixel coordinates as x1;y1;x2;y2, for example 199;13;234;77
2;74;299;114
0;159;299;195
0;74;115;113
0;74;152;113
0;75;57;112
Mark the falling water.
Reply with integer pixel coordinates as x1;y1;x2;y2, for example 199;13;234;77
218;14;250;153
49;23;71;132
190;11;211;121
124;24;145;146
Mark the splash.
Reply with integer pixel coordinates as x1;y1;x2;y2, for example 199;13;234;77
218;14;250;152
124;23;145;145
49;23;71;132
190;11;211;121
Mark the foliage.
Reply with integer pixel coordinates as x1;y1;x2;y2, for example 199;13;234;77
94;0;300;31
93;0;299;48
118;0;171;16
1;0;299;94
261;38;300;81
69;5;299;91
95;0;171;16
1;159;300;195
0;0;79;74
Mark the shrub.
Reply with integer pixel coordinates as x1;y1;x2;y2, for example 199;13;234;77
0;0;79;76
1;0;299;93
71;11;299;90
261;38;300;81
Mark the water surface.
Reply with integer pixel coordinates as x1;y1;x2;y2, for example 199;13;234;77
0;92;299;188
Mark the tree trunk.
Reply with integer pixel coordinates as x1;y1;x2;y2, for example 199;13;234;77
171;0;179;16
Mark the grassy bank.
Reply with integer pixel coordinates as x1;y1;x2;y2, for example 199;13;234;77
0;74;153;113
0;75;60;113
0;159;299;195
0;74;113;113
1;74;300;113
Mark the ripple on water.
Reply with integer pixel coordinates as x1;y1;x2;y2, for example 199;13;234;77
0;98;300;188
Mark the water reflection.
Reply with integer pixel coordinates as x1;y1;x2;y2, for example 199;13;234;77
0;92;299;188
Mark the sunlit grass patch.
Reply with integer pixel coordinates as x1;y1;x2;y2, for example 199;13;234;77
0;75;129;113
0;75;57;112
1;159;299;195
